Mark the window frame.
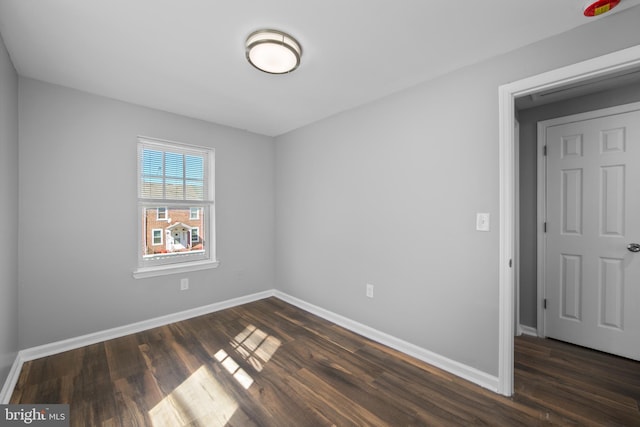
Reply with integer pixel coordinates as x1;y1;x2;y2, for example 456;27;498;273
133;136;218;279
190;207;199;220
157;207;168;221
152;228;164;246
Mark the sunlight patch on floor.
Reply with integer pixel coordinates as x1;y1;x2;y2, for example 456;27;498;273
149;365;238;427
149;325;282;425
214;349;255;389
230;325;282;372
212;324;282;390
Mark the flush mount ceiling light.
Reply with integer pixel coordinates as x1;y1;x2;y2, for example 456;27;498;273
245;29;302;74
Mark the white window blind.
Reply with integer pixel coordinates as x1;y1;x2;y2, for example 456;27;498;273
138;138;212;203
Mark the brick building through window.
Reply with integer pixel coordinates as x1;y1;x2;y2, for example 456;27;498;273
144;207;205;255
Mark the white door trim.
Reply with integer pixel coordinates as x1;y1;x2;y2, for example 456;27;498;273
536;120;547;336
498;44;640;397
537;101;640;339
514;119;521;336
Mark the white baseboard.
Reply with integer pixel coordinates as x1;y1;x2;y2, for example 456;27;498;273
2;288;499;402
274;291;499;392
0;354;23;404
519;324;539;337
19;290;274;363
0;290;273;403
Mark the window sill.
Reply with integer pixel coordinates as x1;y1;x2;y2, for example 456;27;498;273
133;259;219;279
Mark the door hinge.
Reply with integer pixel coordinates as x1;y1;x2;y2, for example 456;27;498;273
543;145;547;156
509;259;512;268
544;222;547;233
543;298;547;309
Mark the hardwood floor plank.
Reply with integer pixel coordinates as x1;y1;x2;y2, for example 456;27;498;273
104;334;148;382
71;343;118;427
515;335;640;427
282;339;422;425
10;297;640;426
516;370;637;427
516;355;639;412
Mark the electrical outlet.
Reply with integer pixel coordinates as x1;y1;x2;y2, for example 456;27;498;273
180;278;189;291
366;283;374;298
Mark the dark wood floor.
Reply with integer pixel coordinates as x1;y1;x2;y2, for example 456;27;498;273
10;297;640;426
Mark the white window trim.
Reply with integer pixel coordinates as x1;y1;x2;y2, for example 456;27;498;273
152;228;163;246
191;226;200;243
134;136;218;279
133;259;220;279
190;207;199;220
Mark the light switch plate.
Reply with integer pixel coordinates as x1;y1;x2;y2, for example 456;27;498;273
366;283;374;298
476;213;490;231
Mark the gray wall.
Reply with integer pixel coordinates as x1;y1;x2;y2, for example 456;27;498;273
18;78;276;349
518;82;640;328
275;6;640;376
0;34;19;385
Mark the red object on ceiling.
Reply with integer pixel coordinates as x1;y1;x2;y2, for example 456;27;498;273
583;0;621;16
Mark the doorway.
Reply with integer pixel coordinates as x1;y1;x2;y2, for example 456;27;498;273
498;44;640;396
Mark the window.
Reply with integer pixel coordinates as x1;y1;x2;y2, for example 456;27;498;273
152;229;163;245
134;137;217;278
157;207;167;220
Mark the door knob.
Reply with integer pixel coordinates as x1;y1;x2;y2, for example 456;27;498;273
628;243;640;253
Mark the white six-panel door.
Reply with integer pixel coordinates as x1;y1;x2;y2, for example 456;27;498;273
543;104;640;361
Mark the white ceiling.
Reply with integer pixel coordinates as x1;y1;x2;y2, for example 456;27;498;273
1;0;639;136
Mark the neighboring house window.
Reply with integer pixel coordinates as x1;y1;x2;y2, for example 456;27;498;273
157;207;167;220
152;229;163;245
135;136;217;277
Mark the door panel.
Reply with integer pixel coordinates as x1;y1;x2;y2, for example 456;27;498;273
600;165;625;236
561;168;582;234
545;106;640;361
560;254;582;321
599;257;623;329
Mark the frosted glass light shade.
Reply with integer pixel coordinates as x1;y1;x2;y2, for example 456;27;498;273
246;29;302;74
